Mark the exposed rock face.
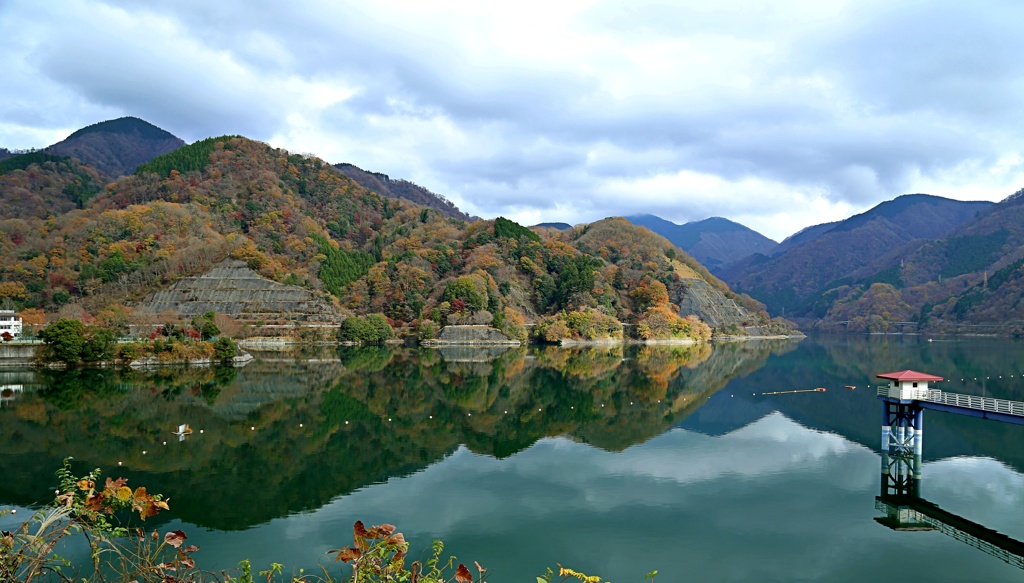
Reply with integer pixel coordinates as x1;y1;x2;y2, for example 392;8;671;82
136;260;337;321
423;325;519;346
674;278;750;329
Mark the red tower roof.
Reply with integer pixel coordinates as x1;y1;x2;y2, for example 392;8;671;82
876;370;944;382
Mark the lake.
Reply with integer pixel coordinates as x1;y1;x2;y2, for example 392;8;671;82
3;335;1024;582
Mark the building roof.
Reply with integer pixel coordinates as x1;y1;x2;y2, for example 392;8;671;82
876;370;944;382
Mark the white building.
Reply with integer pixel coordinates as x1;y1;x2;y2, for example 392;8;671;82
0;310;22;339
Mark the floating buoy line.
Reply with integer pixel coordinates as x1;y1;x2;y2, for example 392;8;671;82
122;396;673;466
757;387;827;395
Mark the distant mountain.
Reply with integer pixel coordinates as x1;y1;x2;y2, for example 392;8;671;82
771;221;840;256
533;222;572;230
724;194;994;318
45;116;185;178
334;163;475;222
812;188;1024;333
626;214;777;271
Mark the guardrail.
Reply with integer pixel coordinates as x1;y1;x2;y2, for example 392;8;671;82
923;389;1024;417
877;386;1024;417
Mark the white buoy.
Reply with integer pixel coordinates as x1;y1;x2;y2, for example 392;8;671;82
142;450;147;454
163;441;167;445
251;426;255;430
344;421;349;425
200;429;204;433
118;461;122;466
299;423;303;427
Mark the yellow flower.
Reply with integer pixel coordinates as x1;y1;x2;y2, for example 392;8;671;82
116;486;133;501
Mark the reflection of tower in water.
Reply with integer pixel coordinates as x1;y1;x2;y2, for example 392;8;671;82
0;384;24;407
876;425;1024;569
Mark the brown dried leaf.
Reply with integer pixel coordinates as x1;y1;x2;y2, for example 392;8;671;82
353;520;371;550
77;479;95;491
455;563;472;583
132;487;169;520
366;523;396;538
475;561;487;574
183;545;199;553
105;476;128;490
328;546;362;563
385;532;406;546
83;493;106;513
164;530;187;548
180;556;195;570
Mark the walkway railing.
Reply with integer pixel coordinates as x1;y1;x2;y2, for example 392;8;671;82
876;500;1024;569
877;387;1024;417
924;389;1024;417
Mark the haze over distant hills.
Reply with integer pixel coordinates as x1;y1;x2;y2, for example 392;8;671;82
626;214;778;272
44;116;185;178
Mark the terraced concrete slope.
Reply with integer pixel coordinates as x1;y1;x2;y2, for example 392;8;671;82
136;260;337;321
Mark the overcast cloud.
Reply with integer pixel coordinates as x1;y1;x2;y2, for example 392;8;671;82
2;0;1024;240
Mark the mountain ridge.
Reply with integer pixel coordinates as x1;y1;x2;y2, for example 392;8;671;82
334;162;475;222
44;116;186;178
0;132;782;339
626;214;778;272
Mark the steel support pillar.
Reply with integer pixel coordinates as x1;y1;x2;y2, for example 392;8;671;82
881;399;923;498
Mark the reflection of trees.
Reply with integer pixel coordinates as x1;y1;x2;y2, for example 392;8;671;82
337;346;395;372
0;342;785;530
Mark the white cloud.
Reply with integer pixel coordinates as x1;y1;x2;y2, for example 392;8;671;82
4;0;1024;239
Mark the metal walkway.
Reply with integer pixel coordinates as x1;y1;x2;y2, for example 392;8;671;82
877;387;1024;425
876;496;1024;570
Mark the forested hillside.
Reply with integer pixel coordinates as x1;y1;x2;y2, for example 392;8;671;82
0;152;105;217
45;116;186;177
723;194;993;319
0;134;781;338
335;162;475;222
814;189;1024;333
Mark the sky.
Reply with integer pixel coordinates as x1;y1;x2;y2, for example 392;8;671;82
3;1;1024;241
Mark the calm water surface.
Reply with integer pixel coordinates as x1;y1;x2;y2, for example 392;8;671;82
3;336;1024;581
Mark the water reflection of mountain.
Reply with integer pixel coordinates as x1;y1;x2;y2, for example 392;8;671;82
0;342;788;530
680;335;1024;473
